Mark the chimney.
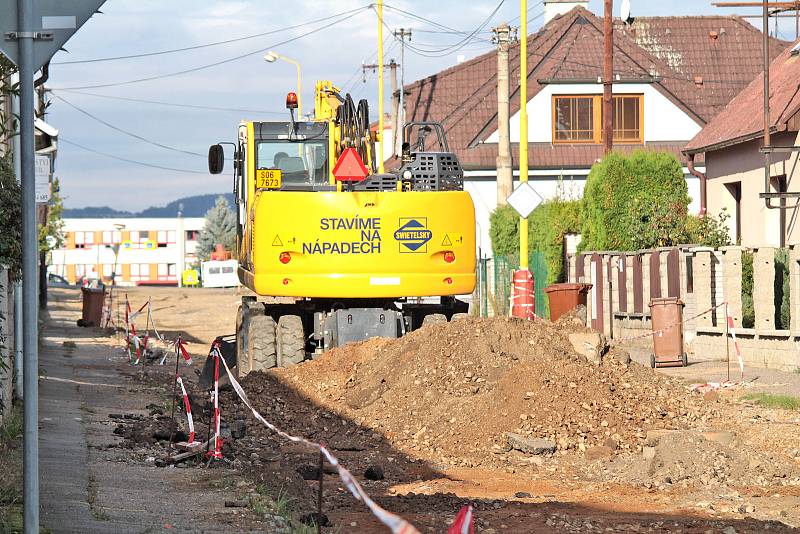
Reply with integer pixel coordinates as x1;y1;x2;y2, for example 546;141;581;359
544;0;590;24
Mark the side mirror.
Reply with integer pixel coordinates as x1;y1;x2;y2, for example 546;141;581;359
208;144;225;174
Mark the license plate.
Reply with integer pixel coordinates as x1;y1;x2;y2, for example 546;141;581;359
256;169;282;189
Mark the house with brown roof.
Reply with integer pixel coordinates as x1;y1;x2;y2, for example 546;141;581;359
684;41;800;247
401;0;787;255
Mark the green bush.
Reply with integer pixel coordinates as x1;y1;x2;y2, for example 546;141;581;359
489;200;581;284
686;209;731;248
742;252;754;328
0;155;21;278
776;248;791;330
580;150;689;251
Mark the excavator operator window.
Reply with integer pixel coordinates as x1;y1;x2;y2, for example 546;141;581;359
256;141;328;187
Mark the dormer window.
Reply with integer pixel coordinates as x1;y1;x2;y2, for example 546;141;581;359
552;94;643;144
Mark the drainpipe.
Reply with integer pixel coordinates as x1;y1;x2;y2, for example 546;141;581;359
687;153;707;216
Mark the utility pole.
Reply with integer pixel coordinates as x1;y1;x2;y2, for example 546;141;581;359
377;0;385;173
363;60;398;159
493;23;513;206
603;0;614;154
393;28;412;156
519;0;529;270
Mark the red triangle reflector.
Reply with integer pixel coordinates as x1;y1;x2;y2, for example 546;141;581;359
332;147;369;182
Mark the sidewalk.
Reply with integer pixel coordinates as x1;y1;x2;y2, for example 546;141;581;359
39;289;273;533
628;347;800;397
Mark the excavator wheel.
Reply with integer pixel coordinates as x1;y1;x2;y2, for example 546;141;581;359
247;314;278;372
421;313;447;327
276;315;306;367
450;313;470;321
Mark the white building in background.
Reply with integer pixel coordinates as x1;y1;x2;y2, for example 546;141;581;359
49;217;205;286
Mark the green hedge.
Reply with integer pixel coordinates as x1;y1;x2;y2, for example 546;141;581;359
489;199;581;284
580;150;689;251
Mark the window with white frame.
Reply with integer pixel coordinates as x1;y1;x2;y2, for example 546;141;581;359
102;231;112;244
129;263;151;282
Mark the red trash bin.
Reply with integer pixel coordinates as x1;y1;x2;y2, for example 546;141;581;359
544;283;592;322
80;287;106;327
649;297;687;368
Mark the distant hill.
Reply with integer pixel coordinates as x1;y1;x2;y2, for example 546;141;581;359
64;193;235;218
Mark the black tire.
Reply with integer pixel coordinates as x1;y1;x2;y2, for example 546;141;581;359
422;313;447;327
450;313;470;321
650;354;656;369
248;314;277;372
277;315;305;367
682;352;688;367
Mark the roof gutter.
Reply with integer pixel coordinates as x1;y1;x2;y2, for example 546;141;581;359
687;153;707;216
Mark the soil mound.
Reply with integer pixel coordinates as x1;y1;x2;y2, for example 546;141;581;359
270;316;719;468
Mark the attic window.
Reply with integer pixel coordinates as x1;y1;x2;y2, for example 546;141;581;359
694;76;704;86
709;30;719;40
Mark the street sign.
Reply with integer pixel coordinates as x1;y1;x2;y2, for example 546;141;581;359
332;147;369;182
0;1;106;70
34;154;50;203
506;182;543;219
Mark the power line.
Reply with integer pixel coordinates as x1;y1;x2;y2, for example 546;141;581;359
380;2;504;58
52;89;285;114
52;8;368;90
59;138;209;174
52;93;207;158
51;5;371;65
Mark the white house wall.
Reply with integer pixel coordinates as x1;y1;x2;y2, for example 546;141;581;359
485;83;702;144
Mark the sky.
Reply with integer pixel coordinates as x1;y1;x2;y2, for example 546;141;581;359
38;0;795;211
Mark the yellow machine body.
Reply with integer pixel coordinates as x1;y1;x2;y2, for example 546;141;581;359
240;189;476;298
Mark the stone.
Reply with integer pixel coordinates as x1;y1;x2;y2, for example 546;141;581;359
230;419;247;439
585;445;614;461
642;446;656;460
645;429;676;447
506;433;556;455
567;332;606;364
608;348;632;365
364;465;384;481
296;463;320;480
514;492;532;498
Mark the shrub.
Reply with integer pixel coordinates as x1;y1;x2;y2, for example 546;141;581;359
489;200;581;284
775;248;791;330
686;209;731;248
0;155;21;278
580;150;689;251
742;252;754;328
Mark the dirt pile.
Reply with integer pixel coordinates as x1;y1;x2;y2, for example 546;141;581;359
599;429;800;489
268;316;720;468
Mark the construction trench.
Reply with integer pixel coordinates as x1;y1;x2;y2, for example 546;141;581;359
40;286;800;533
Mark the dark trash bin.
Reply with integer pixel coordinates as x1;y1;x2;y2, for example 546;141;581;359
79;287;106;327
544;283;592;322
649;297;687;368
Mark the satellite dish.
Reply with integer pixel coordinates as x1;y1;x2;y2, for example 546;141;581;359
621;0;632;24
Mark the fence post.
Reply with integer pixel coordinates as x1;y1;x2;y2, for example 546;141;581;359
753;247;776;331
791;244;800;332
0;266;10;425
721;246;744;329
693;248;714;328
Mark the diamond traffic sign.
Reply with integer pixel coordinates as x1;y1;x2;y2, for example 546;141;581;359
0;1;106;70
506;182;543;218
332;147;369;182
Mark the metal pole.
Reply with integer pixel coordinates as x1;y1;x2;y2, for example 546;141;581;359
377;0;385;173
603;0;614;154
519;0;529;270
11;72;24;400
763;0;772;210
18;0;40;529
494;23;513;207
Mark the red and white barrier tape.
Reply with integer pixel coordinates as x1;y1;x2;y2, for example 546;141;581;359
725;306;745;376
448;505;474;534
215;348;423;534
176;375;196;443
211;345;222;459
611;301;728;347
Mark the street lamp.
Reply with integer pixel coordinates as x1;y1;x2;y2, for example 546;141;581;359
264;50;302;117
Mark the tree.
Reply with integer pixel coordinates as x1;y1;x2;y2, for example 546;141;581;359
39;177;64;253
197;195;236;261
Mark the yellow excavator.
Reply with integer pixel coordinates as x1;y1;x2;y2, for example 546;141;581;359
207;81;476;376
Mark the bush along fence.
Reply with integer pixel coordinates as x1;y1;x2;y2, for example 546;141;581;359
567;245;800;372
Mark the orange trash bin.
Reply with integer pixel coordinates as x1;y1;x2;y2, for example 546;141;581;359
649;297;687;368
544;283;592;322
